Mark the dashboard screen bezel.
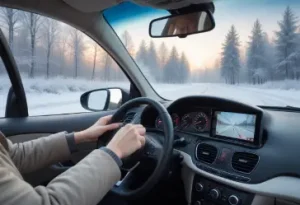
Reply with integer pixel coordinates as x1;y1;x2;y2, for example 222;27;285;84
210;110;262;147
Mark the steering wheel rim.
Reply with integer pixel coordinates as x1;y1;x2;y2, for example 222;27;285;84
98;97;174;199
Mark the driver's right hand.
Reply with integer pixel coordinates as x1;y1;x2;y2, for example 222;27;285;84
106;124;146;159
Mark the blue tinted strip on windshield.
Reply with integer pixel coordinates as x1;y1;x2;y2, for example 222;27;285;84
103;2;165;26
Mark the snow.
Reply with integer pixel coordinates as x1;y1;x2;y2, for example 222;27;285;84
1;77;300;117
155;82;300;107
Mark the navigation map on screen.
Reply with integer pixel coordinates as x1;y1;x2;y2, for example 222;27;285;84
215;112;256;142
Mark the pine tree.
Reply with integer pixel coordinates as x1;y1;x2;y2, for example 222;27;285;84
135;40;148;65
146;41;160;81
178;52;190;83
275;6;299;79
158;42;169;68
247;20;266;84
135;40;155;81
263;33;276;81
220;25;241;84
163;46;180;83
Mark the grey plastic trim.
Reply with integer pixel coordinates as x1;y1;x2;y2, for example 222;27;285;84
177;150;300;204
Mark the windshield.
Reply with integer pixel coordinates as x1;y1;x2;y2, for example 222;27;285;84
104;0;300;107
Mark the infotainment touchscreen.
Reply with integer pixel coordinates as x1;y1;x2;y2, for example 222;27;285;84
215;111;256;142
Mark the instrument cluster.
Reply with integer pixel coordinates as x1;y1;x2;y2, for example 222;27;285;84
155;110;211;133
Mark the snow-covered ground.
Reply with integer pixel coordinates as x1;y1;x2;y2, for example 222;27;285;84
1;78;300;117
156;83;300;107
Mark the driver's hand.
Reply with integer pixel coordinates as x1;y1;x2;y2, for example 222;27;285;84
106;124;146;159
74;115;121;144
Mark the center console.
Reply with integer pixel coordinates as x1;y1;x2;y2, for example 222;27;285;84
192;175;254;205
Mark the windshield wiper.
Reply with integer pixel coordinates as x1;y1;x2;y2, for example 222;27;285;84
258;105;300;111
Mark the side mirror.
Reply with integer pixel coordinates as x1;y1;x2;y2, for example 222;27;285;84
80;88;128;111
149;10;215;38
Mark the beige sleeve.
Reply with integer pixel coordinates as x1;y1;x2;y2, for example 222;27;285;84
7;132;71;174
0;149;121;205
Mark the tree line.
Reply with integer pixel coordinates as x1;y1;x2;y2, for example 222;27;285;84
0;7;191;84
221;6;300;84
121;31;190;84
0;7;127;81
1;6;299;85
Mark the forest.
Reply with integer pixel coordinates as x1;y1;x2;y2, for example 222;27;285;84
0;6;299;85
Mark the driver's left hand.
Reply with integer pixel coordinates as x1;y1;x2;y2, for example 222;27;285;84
74;115;121;144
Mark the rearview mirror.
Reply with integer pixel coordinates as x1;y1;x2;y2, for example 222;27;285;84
80;88;128;111
149;11;215;38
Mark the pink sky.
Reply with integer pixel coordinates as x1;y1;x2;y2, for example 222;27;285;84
112;2;300;70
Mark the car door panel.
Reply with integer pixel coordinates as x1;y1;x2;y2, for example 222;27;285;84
0;110;115;186
0;111;115;136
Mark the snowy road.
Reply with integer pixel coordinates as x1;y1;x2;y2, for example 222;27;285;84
216;124;255;140
157;83;300;107
1;83;300;117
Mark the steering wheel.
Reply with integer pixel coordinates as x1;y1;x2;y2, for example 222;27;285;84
98;97;174;198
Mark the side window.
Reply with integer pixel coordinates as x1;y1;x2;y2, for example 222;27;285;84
0;59;11;118
0;8;130;116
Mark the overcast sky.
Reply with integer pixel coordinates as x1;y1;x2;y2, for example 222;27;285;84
104;0;300;70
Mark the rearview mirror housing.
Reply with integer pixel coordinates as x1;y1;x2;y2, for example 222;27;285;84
80;88;129;111
149;10;215;38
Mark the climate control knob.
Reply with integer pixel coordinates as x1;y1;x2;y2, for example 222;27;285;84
195;183;204;192
228;195;240;205
209;188;220;199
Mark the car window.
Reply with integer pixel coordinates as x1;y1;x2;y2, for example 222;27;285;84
0;58;11;118
0;7;130;116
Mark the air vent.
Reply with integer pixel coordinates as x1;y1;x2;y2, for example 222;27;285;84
122;112;136;124
195;143;218;164
232;152;259;173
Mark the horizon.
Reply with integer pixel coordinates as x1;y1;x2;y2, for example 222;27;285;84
105;0;300;71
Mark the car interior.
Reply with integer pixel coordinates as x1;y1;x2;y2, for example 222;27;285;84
0;0;300;205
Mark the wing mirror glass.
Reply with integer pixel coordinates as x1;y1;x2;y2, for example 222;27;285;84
80;88;124;111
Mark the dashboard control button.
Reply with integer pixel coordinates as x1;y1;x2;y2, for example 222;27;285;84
209;188;220;199
195;183;204;192
221;195;227;202
194;201;202;205
228;195;240;205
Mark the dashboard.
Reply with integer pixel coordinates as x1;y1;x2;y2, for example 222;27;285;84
143;96;263;148
139;96;300;205
154;108;212;133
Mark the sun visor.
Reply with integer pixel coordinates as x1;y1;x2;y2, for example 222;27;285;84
62;0;120;12
131;0;213;10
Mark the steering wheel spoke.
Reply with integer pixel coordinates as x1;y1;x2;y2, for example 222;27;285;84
116;162;140;189
143;132;163;160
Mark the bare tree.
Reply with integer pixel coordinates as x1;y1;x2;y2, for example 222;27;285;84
69;28;84;78
91;42;100;80
58;33;69;76
0;8;19;51
102;52;113;81
42;18;59;78
22;12;42;78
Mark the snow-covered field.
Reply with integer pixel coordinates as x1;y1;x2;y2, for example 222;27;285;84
1;77;300;117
